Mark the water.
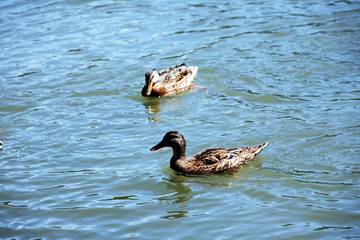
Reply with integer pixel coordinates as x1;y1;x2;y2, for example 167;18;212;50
1;0;359;239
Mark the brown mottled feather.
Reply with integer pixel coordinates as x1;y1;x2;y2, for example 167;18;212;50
150;131;268;174
142;63;198;97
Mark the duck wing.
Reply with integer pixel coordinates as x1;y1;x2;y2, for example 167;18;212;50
193;147;246;171
189;143;268;173
158;63;186;75
159;63;189;84
193;148;234;165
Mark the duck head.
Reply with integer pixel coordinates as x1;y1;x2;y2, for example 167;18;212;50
143;69;160;96
150;131;186;159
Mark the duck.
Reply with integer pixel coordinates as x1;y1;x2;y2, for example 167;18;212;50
150;131;268;174
0;141;2;150
142;63;198;97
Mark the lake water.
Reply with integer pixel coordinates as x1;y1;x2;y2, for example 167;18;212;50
1;0;360;239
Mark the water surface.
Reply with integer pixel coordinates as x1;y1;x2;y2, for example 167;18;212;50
1;0;360;239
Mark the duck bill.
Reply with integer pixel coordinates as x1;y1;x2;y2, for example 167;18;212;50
150;141;165;151
145;83;153;96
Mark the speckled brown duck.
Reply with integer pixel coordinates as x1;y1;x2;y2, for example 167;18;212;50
142;63;198;97
150;131;268;174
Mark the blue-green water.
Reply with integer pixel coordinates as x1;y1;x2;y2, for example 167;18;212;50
1;0;360;239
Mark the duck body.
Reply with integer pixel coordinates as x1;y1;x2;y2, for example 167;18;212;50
151;131;268;174
142;63;198;97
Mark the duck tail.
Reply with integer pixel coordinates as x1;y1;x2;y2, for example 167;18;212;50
176;62;187;67
254;142;268;155
188;66;198;77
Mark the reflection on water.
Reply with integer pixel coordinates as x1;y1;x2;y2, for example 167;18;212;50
143;94;189;122
161;210;188;220
159;170;194;204
143;99;163;115
99;195;138;202
143;86;205;122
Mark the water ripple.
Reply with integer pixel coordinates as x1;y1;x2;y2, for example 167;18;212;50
1;0;360;239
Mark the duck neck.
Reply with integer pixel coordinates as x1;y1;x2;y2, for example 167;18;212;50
170;143;186;168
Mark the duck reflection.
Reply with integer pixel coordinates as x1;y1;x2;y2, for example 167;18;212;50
142;98;164;115
157;167;252;204
156;167;260;220
156;173;192;220
157;172;193;205
142;92;190;122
